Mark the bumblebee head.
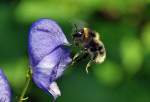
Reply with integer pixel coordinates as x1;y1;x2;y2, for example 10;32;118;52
72;25;85;45
72;30;83;45
73;30;83;38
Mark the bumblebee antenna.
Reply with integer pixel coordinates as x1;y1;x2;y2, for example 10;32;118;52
74;24;78;32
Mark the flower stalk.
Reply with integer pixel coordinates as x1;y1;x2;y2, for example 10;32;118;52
18;69;32;102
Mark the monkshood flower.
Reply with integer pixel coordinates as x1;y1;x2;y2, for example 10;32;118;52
28;19;72;100
0;69;11;102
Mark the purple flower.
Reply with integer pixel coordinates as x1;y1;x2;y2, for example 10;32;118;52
0;69;11;102
28;19;72;100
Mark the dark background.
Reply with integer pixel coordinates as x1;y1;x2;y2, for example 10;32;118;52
0;0;150;102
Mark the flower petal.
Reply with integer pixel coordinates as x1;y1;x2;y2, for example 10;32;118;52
48;82;61;100
29;19;69;66
0;69;11;102
29;19;72;100
32;46;71;99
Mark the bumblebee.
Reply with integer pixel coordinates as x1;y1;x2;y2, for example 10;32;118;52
72;27;106;73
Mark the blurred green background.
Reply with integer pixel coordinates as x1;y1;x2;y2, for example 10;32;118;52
0;0;150;102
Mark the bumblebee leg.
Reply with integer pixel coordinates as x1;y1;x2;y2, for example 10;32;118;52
73;52;80;60
76;52;88;62
71;50;83;65
85;60;93;74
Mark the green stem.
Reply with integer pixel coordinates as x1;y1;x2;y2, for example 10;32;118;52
18;69;32;102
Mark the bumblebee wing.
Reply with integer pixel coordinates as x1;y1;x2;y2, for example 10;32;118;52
28;19;70;66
